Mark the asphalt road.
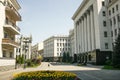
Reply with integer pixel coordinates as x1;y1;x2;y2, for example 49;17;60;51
0;62;120;80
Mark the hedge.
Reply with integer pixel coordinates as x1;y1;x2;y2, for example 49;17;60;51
13;70;80;80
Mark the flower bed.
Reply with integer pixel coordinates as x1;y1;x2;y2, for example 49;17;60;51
13;70;80;80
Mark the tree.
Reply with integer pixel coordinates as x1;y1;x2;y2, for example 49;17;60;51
66;52;70;62
62;52;66;62
113;32;120;68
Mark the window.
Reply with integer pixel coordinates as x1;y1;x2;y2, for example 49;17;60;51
111;31;113;37
103;21;106;26
57;48;59;51
88;55;91;61
4;33;8;38
57;53;59;56
109;0;111;3
112;7;114;13
104;31;108;37
57;43;59;46
10;52;13;58
110;19;112;26
116;4;118;11
109;10;111;16
3;51;6;57
103;11;106;16
102;1;105;6
117;15;120;22
105;43;109;49
115;29;117;36
113;17;116;25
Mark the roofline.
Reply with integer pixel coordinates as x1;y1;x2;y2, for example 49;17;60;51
72;0;87;20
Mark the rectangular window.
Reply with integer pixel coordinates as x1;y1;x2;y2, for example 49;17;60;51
110;19;112;26
115;29;117;36
113;17;116;25
102;1;105;6
3;51;6;57
112;8;114;13
116;4;118;11
103;21;106;27
10;52;13;58
57;43;59;46
105;43;109;49
103;11;106;16
109;0;111;3
111;31;113;37
109;10;111;16
104;31;108;37
117;15;120;22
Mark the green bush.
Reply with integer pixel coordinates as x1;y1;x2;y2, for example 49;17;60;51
105;60;112;66
13;71;80;80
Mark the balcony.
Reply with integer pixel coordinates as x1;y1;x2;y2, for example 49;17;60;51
2;38;19;48
4;20;20;35
5;2;21;21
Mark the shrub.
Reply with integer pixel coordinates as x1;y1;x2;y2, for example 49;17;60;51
105;60;112;66
13;71;80;80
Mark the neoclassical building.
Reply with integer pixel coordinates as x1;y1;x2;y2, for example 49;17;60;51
72;0;115;64
105;0;120;46
0;0;21;70
43;35;70;61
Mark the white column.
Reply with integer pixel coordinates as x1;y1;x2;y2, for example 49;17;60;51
79;20;82;53
90;8;95;50
84;14;87;52
81;19;83;53
82;17;85;52
76;22;79;54
86;13;88;52
74;22;77;54
87;10;91;51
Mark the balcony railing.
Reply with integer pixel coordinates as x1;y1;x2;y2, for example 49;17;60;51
2;38;19;47
5;20;20;32
5;1;21;21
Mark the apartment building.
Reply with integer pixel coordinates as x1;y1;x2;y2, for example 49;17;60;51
44;35;70;62
32;42;44;59
72;0;113;64
17;35;32;60
69;29;75;62
0;0;21;70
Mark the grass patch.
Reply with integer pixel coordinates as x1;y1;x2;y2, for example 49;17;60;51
103;65;120;70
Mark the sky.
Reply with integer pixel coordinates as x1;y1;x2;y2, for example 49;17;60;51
17;0;82;45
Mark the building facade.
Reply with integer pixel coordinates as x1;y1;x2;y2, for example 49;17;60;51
69;29;75;62
31;42;44;59
105;0;120;46
44;35;70;62
72;0;114;64
0;0;21;70
17;35;32;60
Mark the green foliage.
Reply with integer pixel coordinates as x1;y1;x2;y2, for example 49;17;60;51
16;55;24;64
62;52;66;62
103;65;114;69
66;52;70;62
13;71;80;80
105;60;112;66
113;32;120;68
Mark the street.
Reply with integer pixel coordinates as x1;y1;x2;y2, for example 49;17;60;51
0;62;120;80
